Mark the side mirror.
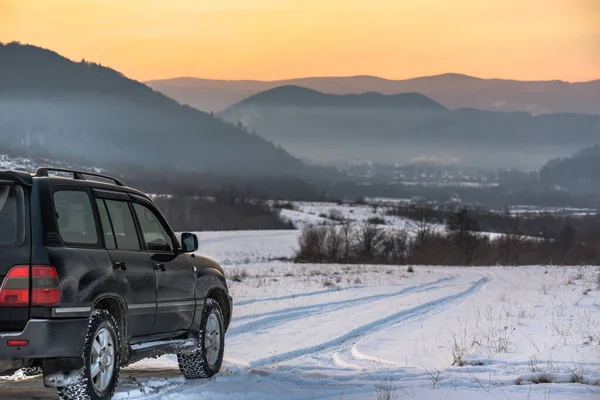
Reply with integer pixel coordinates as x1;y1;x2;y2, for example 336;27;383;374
181;232;198;253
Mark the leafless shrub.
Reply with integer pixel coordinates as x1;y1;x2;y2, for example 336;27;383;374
516;373;553;385
296;226;328;262
570;366;585;384
367;216;386;225
451;336;466;366
355;223;385;261
528;356;541;373
582;286;592;295
425;368;441;389
373;377;398;400
571;272;584;281
322;278;335;287
229;269;249;282
566;277;575;285
272;202;296;211
328;208;345;222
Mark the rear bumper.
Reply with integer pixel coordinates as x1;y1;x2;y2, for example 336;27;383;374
0;318;88;361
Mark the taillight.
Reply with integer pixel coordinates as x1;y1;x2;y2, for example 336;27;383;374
0;266;30;307
32;265;61;306
0;265;61;307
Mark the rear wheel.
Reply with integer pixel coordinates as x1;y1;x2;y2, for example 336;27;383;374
21;366;42;376
177;298;224;379
57;309;121;400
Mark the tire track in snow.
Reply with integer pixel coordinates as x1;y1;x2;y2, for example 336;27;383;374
235;273;456;306
249;273;491;368
228;275;457;337
236;286;357;306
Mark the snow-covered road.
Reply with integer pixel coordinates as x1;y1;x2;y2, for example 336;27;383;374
1;230;599;400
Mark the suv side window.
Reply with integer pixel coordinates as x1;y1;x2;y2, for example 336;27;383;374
96;199;116;250
133;203;174;252
104;200;141;251
53;190;98;245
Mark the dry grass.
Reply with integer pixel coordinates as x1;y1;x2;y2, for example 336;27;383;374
373;377;398;400
229;269;249;282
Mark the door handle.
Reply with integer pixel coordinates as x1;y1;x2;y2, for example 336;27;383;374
113;261;127;271
155;263;166;272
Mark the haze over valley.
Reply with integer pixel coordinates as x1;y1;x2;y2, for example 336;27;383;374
218;85;600;170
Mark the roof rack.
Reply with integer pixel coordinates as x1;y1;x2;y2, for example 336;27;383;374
35;167;127;187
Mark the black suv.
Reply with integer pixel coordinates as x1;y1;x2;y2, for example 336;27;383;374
0;168;232;400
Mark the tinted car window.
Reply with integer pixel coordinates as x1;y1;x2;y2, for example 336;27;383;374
0;184;25;246
54;190;98;245
133;203;174;252
104;200;140;251
96;199;116;250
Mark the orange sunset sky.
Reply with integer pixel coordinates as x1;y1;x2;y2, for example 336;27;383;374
1;0;598;82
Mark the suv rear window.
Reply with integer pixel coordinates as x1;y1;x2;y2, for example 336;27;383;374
0;184;25;246
54;190;98;245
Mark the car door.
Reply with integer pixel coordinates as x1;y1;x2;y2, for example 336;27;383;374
94;191;157;338
131;197;195;335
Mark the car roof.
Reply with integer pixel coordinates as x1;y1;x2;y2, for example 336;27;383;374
0;168;150;200
33;175;150;198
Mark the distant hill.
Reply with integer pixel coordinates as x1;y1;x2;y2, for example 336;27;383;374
0;42;306;177
219;86;600;170
234;85;446;110
146;74;600;114
540;146;600;191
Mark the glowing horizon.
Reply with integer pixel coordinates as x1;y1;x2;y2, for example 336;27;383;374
1;0;598;82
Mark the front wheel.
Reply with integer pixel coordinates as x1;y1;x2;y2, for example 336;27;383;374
57;309;121;400
177;298;225;379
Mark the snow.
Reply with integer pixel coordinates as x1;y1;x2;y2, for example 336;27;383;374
193;230;298;264
3;231;599;399
0;154;36;171
118;232;600;400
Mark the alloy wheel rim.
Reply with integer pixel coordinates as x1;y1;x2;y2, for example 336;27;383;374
90;327;115;392
204;312;221;366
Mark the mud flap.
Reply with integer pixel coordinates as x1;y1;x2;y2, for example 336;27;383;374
42;358;85;387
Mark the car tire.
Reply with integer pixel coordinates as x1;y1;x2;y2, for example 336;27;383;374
21;366;42;376
177;298;225;379
57;309;121;400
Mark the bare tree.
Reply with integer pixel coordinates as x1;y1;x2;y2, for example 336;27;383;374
447;209;480;265
354;223;384;261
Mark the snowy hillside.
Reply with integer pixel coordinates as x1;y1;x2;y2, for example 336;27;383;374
279;201;432;231
0;153;103;174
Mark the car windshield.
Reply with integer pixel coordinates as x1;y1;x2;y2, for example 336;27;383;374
0;184;25;246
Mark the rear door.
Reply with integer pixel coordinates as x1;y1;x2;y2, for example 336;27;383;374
0;181;30;331
130;198;195;335
94;191;157;338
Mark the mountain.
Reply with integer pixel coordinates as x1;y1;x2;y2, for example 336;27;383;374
219;86;600;170
234;85;446;110
0;42;305;177
146;74;600;115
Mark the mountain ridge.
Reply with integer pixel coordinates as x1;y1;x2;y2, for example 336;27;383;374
147;74;600;114
231;85;446;110
0;42;306;177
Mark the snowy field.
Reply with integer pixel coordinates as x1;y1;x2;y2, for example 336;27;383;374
1;231;599;400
